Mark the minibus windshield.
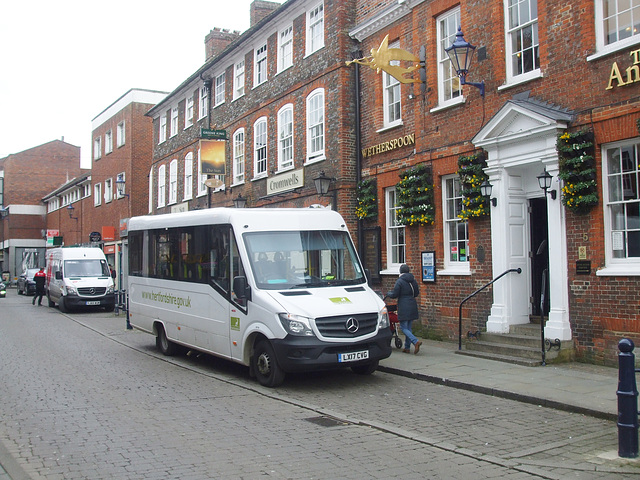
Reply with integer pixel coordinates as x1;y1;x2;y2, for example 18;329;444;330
244;230;366;289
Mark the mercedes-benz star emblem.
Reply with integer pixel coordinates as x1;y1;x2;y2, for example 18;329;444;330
345;317;359;333
89;288;95;295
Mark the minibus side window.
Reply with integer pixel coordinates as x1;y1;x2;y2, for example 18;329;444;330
210;225;230;294
230;233;248;307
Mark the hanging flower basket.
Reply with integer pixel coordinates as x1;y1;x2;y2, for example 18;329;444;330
556;130;598;214
355;179;377;220
457;152;489;220
396;164;435;226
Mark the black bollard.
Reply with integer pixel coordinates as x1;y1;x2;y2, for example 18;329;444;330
618;338;639;458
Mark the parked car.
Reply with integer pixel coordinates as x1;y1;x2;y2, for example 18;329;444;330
0;281;5;298
17;268;39;295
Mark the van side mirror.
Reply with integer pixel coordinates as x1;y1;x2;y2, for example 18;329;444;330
55;271;62;280
365;269;371;285
233;276;251;302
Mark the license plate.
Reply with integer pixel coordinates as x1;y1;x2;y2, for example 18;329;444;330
86;301;101;306
338;350;369;363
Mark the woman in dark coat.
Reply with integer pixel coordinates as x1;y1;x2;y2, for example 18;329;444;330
386;264;422;354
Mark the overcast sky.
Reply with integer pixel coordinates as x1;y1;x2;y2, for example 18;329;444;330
0;0;279;168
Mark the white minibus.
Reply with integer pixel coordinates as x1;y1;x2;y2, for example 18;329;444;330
127;207;391;387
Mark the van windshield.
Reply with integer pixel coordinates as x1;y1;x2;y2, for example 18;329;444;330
244;230;366;290
64;259;110;277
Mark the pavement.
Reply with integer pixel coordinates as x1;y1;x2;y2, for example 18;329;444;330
378;338;620;421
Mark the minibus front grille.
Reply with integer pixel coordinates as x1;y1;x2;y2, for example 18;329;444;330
315;313;378;338
78;287;107;296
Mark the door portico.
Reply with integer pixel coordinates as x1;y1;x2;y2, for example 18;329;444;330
472;98;573;341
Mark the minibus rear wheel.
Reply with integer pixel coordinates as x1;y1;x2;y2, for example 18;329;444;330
156;324;177;356
252;339;285;387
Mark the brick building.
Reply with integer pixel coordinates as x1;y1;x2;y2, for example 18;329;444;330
0;140;81;282
146;0;359;226
43;89;167;288
351;0;640;364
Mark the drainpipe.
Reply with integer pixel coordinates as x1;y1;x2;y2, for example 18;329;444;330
353;49;363;259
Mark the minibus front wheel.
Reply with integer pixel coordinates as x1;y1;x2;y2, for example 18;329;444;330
252;339;285;387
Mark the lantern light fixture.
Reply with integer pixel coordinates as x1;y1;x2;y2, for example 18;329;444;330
445;26;485;97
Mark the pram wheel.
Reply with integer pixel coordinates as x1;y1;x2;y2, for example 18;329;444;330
395;337;403;349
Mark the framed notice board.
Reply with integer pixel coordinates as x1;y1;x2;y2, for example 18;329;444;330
421;251;436;283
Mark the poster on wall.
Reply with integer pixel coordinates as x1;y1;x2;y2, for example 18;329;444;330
421;250;435;283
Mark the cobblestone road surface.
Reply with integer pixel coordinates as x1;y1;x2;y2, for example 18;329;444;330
0;291;639;479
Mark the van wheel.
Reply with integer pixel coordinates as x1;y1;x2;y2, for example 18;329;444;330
252;340;285;387
58;297;68;313
351;360;378;375
156;325;177;356
47;294;55;307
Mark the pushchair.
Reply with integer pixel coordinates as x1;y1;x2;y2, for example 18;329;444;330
386;302;404;349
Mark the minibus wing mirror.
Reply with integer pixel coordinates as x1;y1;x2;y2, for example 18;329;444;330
55;271;63;280
233;276;251;302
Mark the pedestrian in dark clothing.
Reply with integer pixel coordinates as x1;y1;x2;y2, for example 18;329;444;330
386;264;422;354
33;267;46;306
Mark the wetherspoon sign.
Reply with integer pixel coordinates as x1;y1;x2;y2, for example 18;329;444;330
606;49;640;90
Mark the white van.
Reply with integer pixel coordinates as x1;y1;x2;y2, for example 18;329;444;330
127;207;392;387
46;247;116;313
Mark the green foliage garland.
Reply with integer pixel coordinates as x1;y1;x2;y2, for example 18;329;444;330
557;130;598;213
355;179;377;220
457;152;489;220
396;164;435;226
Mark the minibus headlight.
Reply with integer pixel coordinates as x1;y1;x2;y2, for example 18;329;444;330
378;306;390;328
106;285;114;294
65;285;78;296
279;313;315;337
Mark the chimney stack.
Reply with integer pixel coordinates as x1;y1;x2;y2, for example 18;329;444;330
250;1;280;27
204;28;241;61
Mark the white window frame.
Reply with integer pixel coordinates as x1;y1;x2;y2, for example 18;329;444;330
199;85;209;119
94;183;102;207
592;0;640;59
232;129;245;185
93;137;102;160
169;159;178;204
435;8;464;109
306;2;324;56
159;115;167;143
148;168;154;213
234;60;245;100
184;152;193;201
306;88;325;163
104;178;113;204
254;42;268;86
278;25;293;73
254;117;268;179
158;165;166;208
170;107;179;137
214;73;225;107
441;175;470;275
105;130;113;154
503;0;540;85
382;40;402;129
384;187;405;272
598;138;640;276
277;104;294;171
197;149;208;197
117;121;125;147
185;97;194;129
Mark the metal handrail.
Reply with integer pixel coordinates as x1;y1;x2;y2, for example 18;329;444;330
458;268;522;350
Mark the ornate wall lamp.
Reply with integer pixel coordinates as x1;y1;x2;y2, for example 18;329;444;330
233;193;247;208
67;203;78;220
314;171;337;210
537;169;557;200
445;26;485;97
480;179;497;206
115;173;130;199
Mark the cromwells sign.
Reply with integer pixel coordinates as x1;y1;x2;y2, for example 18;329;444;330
361;133;415;158
267;168;304;195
